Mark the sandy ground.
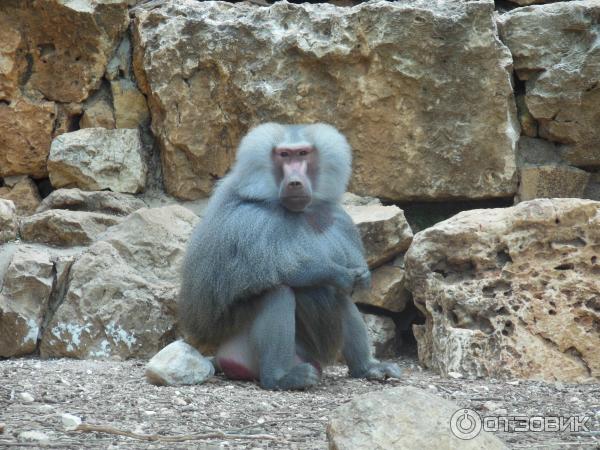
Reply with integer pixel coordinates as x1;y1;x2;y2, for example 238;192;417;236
0;355;599;449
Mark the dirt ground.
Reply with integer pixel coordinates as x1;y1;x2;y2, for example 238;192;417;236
0;355;599;449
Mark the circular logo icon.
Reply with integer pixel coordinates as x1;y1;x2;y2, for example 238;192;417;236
450;408;482;440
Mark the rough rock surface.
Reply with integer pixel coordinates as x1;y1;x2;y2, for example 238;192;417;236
517;165;590;202
362;314;397;358
37;189;147;216
40;206;198;359
345;204;412;268
0;98;56;178
353;262;410;313
133;0;518;201
0;245;75;357
406;199;600;382
327;386;507;450
499;2;600;166
0;177;41;216
111;79;150;128
0;0;129;103
0;200;17;243
20;210;122;247
145;340;215;386
48;128;147;194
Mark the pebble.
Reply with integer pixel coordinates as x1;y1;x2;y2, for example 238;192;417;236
61;413;82;431
18;392;35;403
447;371;463;379
19;430;50;442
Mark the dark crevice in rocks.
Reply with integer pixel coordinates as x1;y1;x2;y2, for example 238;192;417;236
35;178;53;199
19;53;34;86
394;198;513;233
37;258;74;355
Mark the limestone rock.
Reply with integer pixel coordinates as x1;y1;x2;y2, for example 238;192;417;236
0;177;41;216
362;314;397;358
133;0;518;201
0;0;129;103
516;136;562;167
0;245;75;357
345;203;413;268
0;15;26;100
517;165;590;202
37;189;147;216
0;200;17;243
145;340;215;386
405;199;600;382
48;128;147;194
0;98;56;178
80;96;115;129
327;386;507;450
499;2;600;166
40;205;199;359
20;210;122;247
353;263;410;313
54;103;84;136
111;79;149;128
584;173;600;201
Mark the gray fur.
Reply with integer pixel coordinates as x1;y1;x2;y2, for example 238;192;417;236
179;123;401;389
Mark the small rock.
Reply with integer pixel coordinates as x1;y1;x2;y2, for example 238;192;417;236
61;413;82;431
145;340;214;386
172;396;187;406
18;430;49;443
19;392;35;403
447;372;463;379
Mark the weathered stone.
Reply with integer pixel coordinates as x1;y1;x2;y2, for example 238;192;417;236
499;2;600;166
40;205;198;359
0;177;41;216
145;340;215;386
37;188;147;216
48;128;147;194
0;200;17;243
0;14;26;100
133;1;518;201
345;203;413;268
106;35;132;82
0;98;56;178
353;263;410;313
20;210;121;247
53;103;83;136
406;199;600;382
327;386;508;450
516;136;562;167
362;314;397;358
515;95;537;138
0;0;129;103
517;165;590;202
584;173;600;201
79;96;115;130
0;245;75;357
111;79;149;128
341;192;381;207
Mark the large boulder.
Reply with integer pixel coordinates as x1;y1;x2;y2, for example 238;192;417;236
40;206;198;359
0;245;76;357
327;386;507;450
37;189;147;216
499;2;600;166
48;128;147;194
0;177;41;216
132;0;518;201
0;0;129;103
406;199;600;382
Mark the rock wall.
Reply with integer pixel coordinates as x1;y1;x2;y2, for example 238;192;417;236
0;0;598;382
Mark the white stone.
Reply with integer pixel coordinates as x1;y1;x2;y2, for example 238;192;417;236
145;340;215;386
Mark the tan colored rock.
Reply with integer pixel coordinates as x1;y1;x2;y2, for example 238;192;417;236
0;245;75;357
80;98;115;129
362;314;397;359
327;386;508;450
345;203;413;268
54;103;84;136
0;98;56;178
517;165;590;202
20;210;121;247
133;1;518;200
37;188;146;216
405;199;600;382
0;177;41;216
0;200;17;243
48;128;147;194
111;79;149;128
40;205;198;359
499;2;600;166
353;263;410;313
515;95;537;138
0;15;26;100
1;0;129;103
